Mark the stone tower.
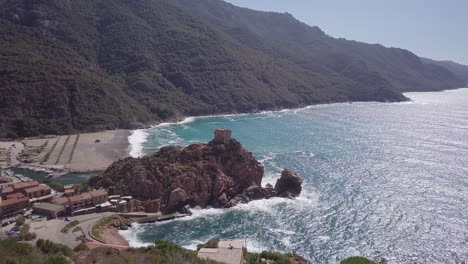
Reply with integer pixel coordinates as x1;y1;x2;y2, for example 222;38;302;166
214;129;232;144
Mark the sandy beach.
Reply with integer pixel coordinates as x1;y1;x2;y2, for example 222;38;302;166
0;129;132;174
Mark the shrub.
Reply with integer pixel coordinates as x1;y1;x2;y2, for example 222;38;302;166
37;240;73;257
48;182;65;192
341;256;376;264
73;242;89;252
16;216;26;226
45;255;70;264
18;224;36;241
61;220;80;233
5;257;26;264
0;240;33;256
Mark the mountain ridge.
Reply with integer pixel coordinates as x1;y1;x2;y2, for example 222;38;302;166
0;0;463;138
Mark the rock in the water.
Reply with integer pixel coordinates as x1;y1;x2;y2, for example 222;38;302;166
275;169;303;197
90;129;303;214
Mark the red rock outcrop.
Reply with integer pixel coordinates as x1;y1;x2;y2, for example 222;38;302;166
90;129;302;213
275;169;303;197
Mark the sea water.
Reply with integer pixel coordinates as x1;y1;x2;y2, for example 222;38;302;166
123;89;468;263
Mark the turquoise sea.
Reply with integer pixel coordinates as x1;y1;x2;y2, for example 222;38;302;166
123;89;468;263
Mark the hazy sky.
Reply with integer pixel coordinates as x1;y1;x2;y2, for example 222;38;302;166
224;0;468;65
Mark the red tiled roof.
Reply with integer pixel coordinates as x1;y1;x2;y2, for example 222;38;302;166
68;195;84;203
81;193;92;200
2;187;14;194
52;197;69;206
24;185;51;194
6;193;25;199
12;181;39;190
89;189;108;198
0;197;28;207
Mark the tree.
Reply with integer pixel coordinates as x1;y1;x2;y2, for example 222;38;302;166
48;182;65;192
15;216;25;226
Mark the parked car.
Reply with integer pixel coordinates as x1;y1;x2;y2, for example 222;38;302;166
65;217;71;222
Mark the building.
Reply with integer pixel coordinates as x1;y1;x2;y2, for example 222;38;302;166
1;186;14;199
52;197;69;207
24;185;51;199
198;240;244;264
0;196;29;218
12;181;39;193
68;195;85;211
33;203;65;219
64;189;75;197
6;193;25;200
89;189;108;205
50;189;109;213
81;192;93;207
214;129;232;144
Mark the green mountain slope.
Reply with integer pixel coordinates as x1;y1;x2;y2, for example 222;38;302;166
0;0;462;138
420;57;468;84
174;0;464;92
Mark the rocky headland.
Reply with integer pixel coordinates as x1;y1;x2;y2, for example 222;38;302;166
89;129;303;214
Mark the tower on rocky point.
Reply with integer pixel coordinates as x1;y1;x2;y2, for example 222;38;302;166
214;129;232;144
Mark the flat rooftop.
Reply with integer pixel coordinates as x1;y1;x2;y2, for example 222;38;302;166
198;240;243;264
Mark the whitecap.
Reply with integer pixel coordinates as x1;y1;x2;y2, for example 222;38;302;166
119;223;154;248
128;129;149;158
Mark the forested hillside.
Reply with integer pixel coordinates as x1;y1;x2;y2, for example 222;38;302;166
0;0;463;138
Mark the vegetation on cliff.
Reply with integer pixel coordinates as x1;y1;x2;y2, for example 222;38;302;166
175;0;465;92
1;0;464;138
0;239;218;264
0;238;317;264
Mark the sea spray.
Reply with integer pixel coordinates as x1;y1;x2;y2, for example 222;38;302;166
128;129;149;158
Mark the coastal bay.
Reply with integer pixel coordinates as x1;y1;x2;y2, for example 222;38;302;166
123;89;468;263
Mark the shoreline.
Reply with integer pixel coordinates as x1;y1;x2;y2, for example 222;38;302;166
0;130;132;177
2;88;466;170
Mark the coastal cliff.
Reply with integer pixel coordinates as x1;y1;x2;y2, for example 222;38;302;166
89;129;302;213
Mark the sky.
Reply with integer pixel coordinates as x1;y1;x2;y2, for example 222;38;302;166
224;0;468;65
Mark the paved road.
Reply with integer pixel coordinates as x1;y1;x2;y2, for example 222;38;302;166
29;212;115;248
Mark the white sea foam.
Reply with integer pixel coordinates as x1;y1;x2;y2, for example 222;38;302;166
128;129;149;158
119;224;153;248
120;190;318;247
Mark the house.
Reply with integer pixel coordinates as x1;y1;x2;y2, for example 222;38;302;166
0;196;29;218
24;185;51;199
89;189;108;205
52;197;69;207
12;181;39;193
64;189;75;197
33;203;65;219
1;186;14;199
6;193;26;200
68;195;85;211
81;192;93;207
198;240;244;264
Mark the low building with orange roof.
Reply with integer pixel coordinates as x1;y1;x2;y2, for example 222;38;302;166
64;189;75;197
0;196;29;217
6;192;25;200
12;181;39;192
1;186;14;199
52;197;70;207
89;189;108;205
24;184;51;199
